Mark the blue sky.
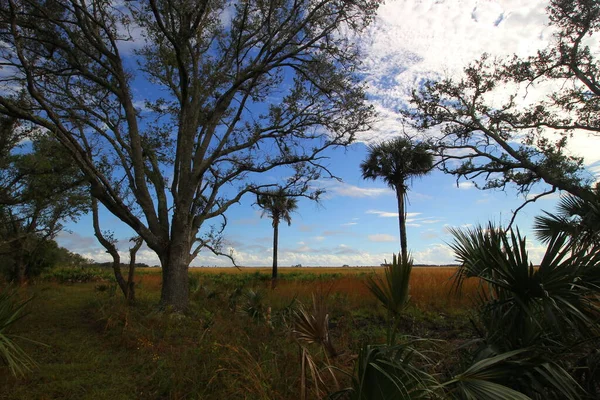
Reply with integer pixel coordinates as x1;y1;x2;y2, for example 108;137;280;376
57;0;600;266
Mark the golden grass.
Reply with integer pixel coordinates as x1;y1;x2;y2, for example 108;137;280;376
136;266;479;311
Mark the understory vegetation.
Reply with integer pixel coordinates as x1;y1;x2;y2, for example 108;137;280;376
2;229;599;400
0;266;472;399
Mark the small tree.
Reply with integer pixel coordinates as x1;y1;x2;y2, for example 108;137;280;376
257;188;298;284
0;119;88;283
360;137;433;260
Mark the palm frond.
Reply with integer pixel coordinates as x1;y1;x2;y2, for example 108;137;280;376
350;341;439;400
293;293;336;358
443;348;582;400
366;254;413;345
449;224;600;348
0;288;37;376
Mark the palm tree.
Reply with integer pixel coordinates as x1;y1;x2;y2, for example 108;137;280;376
533;187;600;250
257;187;298;283
360;137;433;260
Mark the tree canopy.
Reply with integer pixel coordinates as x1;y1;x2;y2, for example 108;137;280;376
406;0;599;209
0;0;378;308
0;117;88;282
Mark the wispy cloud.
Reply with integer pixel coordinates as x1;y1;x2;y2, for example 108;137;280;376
368;234;396;242
298;224;315;232
355;0;553;142
365;210;442;225
367;209;422;218
316;180;392;198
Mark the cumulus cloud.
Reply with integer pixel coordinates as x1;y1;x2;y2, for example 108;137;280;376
412;244;456;265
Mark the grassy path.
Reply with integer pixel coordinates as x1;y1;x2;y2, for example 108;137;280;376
1;284;151;400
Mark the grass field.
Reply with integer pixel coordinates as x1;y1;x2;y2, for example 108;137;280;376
0;266;478;399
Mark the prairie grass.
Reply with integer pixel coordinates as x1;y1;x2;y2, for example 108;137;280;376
0;266;477;399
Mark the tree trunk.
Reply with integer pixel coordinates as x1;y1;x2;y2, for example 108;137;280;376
396;189;408;261
125;238;143;305
272;221;279;288
160;229;191;310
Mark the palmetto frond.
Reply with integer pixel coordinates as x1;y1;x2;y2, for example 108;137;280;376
533;189;600;248
449;223;600;348
366;254;412;344
0;288;37;376
293;293;337;358
331;340;440;400
443;348;582;400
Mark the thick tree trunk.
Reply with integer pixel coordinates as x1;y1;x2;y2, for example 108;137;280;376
396;189;408;261
272;222;279;288
160;229;191;310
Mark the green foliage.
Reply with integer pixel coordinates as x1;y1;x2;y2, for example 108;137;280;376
0;288;36;376
40;267;116;283
449;224;600;348
360;138;434;192
332;340;439;400
257;187;299;229
365;254;412;345
443;348;582;400
239;289;265;321
534;187;600;249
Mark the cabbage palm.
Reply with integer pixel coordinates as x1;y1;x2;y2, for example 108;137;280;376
533;188;600;250
360;138;433;260
257;188;298;282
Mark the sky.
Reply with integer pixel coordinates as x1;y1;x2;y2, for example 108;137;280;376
57;0;600;267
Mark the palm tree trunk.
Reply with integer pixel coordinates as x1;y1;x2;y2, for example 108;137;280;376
396;188;408;260
272;221;279;287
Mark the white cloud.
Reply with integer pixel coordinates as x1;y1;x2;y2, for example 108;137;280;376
356;0;552;142
318;180;392;198
457;181;475;190
341;222;358;227
412;244;456;265
368;234;397;242
355;0;600;174
367;209;422;218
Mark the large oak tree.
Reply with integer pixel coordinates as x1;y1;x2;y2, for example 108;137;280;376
0;0;377;308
